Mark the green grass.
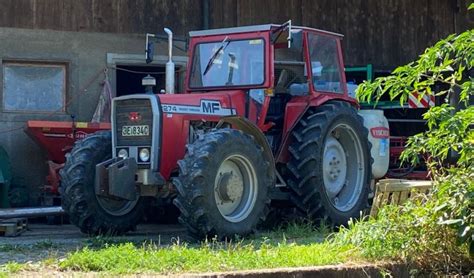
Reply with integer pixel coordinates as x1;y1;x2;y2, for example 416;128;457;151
0;240;59;253
59;240;358;274
58;221;360;274
0;221;363;275
2;194;471;276
0;244;28;253
0;262;28;277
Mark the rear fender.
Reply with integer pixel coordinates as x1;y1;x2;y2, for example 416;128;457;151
216;116;276;184
277;96;358;163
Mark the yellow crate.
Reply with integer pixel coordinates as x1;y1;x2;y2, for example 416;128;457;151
370;179;433;217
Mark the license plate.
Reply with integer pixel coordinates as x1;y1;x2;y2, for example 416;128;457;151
122;125;149;136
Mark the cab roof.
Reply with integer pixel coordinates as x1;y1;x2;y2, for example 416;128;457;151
189;24;343;38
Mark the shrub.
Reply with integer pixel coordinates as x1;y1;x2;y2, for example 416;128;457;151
336;25;473;274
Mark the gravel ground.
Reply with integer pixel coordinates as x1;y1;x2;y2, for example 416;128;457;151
0;223;186;265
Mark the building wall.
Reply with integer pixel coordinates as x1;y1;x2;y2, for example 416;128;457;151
210;0;473;70
0;0;202;34
0;27;183;203
0;0;472;68
0;0;472;204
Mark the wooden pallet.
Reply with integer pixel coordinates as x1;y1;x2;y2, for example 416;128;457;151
370;179;433;217
0;218;28;237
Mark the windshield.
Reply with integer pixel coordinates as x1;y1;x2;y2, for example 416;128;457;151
189;39;265;88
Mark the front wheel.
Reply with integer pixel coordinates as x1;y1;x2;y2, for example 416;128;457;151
60;131;145;235
173;129;272;239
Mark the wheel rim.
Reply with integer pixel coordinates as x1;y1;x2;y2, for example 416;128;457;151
214;154;258;223
97;194;139;216
323;123;365;212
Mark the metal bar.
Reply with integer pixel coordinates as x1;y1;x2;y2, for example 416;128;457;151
344;64;373;81
387;119;427;123
345;66;368;72
0;207;64;219
360;101;409;109
367;64;373;81
150;34;187;42
274;60;306;66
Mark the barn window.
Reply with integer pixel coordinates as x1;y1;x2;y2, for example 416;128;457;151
3;62;66;112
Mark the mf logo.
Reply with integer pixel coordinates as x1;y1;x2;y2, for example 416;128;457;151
201;100;221;114
160;100;234;116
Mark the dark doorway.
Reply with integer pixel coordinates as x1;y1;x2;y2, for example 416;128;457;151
115;65;167;97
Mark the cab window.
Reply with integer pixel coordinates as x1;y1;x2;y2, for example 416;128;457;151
273;30;309;96
189;39;264;88
308;33;343;93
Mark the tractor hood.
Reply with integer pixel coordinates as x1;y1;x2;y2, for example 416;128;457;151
157;90;246;118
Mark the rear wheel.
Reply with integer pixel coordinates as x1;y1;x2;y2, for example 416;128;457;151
60;131;145;235
287;101;372;225
173;129;272;239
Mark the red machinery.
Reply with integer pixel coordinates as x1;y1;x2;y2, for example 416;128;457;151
23;22;430;237
57;22;392;238
25;121;110;194
387;136;430;180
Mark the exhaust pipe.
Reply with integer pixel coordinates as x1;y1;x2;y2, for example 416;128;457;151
164;28;175;94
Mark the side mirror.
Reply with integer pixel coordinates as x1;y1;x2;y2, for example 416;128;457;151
145;33;155;64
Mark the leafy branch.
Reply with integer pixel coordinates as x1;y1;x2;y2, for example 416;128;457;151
356;28;473;253
356;30;474;170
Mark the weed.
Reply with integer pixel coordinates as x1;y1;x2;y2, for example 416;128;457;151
0;262;26;275
84;235;150;249
33;240;57;250
0;244;27;253
254;219;330;245
331;174;473;274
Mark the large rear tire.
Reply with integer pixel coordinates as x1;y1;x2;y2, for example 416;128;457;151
60;131;145;235
173;129;272;239
287;101;372;225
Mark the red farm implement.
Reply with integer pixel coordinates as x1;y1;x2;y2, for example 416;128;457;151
25;121;110;195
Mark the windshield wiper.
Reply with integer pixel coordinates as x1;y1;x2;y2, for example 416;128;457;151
203;36;230;76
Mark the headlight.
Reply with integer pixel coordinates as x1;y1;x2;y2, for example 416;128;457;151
117;148;128;158
139;148;150;162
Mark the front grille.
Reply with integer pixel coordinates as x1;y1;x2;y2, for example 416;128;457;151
115;99;153;147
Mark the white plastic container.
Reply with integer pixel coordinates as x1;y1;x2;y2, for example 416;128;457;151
358;110;390;179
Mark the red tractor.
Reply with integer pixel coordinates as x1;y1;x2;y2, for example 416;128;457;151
60;22;389;238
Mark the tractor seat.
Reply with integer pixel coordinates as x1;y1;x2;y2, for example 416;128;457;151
274;67;308;96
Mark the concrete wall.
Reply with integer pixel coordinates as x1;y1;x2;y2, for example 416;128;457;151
0;27;185;204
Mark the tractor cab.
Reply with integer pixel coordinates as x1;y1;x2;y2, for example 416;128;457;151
177;22;354;152
147;21;351;103
184;23;349;94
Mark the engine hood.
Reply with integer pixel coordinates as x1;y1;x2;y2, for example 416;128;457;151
156;90;247;117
